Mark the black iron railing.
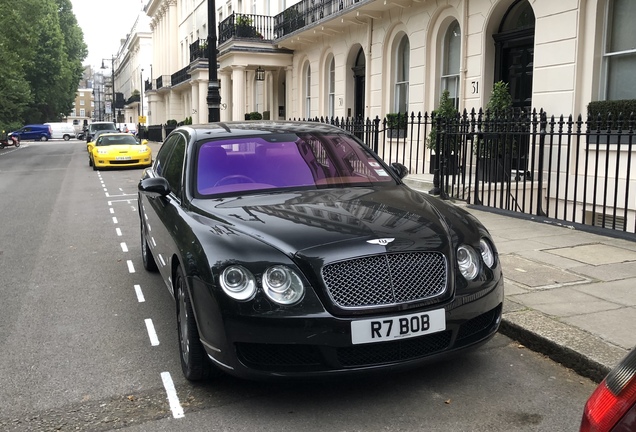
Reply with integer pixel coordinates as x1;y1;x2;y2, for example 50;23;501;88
297;111;636;237
189;39;208;62
125;94;140;105
171;66;191;86
156;75;171;90
273;0;368;39
218;13;274;44
145;78;152;92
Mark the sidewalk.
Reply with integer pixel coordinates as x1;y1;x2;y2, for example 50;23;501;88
404;174;636;383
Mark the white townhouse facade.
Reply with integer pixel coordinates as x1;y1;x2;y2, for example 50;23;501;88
140;0;635;126
114;12;153;126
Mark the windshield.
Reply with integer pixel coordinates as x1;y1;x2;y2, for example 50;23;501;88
195;133;396;196
96;135;139;146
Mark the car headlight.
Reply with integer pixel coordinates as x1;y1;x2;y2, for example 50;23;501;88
457;245;480;280
220;265;256;301
138;146;149;153
479;238;496;268
97;149;109;155
262;266;304;305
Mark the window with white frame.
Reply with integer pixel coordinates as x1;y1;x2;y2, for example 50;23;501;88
394;36;410;114
305;63;311;118
441;20;461;108
80;109;85;117
328;57;335;118
603;0;636;100
80;99;85;106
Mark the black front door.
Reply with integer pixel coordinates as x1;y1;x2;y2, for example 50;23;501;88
495;32;534;112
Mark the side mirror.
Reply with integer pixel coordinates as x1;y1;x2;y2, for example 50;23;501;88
138;177;170;198
390;162;409;179
141;139;148;145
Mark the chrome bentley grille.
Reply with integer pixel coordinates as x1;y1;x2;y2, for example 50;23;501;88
321;252;447;308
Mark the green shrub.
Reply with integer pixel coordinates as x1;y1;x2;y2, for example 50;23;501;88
587;99;636;130
246;112;262;120
427;89;459;151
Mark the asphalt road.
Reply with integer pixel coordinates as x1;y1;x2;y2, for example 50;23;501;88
0;139;597;431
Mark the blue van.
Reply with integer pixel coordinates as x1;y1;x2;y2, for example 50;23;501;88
9;124;52;141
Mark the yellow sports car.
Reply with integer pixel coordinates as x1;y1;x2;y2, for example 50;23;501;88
88;133;152;171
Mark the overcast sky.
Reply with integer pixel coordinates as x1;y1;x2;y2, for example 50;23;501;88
71;0;146;69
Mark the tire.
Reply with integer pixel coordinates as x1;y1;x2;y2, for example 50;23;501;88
14;139;19;148
140;220;158;272
63;135;70;141
92;163;98;171
40;136;48;141
88;156;93;167
175;266;213;381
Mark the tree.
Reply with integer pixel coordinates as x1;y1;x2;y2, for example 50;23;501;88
0;0;87;127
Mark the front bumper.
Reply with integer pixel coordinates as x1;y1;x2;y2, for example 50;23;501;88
198;278;504;380
94;155;152;168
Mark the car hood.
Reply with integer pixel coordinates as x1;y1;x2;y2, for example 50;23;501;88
95;144;145;153
193;186;460;258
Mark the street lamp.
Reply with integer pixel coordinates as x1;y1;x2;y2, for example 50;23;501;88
207;0;220;122
101;56;116;124
140;68;144;119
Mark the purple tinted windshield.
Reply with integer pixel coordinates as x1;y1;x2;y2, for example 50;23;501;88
196;133;395;196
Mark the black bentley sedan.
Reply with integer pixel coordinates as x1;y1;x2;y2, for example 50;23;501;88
138;121;504;381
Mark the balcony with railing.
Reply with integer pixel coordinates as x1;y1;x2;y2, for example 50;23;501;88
156;75;171;90
218;13;274;45
189;39;209;62
171;66;191;87
145;78;152;92
273;0;370;39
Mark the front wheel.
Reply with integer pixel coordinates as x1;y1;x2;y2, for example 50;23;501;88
140;221;158;272
14;139;19;148
63;135;70;141
40;136;48;141
176;266;214;381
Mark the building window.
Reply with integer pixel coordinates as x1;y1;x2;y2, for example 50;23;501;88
79;92;83;98
394;36;410;114
328;57;335;118
603;0;636;100
305;63;311;118
441;20;461;108
80;109;85;117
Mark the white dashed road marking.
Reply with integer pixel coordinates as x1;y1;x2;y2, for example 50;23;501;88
161;372;185;419
134;285;145;302
145;318;160;346
127;260;135;273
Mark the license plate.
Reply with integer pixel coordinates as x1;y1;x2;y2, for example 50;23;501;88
115;156;131;160
351;309;446;345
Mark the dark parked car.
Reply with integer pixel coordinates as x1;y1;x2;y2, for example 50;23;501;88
8;124;52;141
138;121;504;381
85;121;117;142
580;347;636;431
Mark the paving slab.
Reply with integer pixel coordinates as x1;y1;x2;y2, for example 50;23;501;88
572;261;636;282
547;243;636;265
508;287;624;317
499;255;588;288
574;280;636;307
562;307;636;350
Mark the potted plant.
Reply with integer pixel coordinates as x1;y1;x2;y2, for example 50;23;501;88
236;15;257;38
428;89;459;174
385;113;408;139
476;81;514;181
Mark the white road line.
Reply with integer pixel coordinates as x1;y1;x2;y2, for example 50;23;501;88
120;242;128;252
144;319;160;346
134;284;145;302
116;228;122;236
110;208;115;214
160;372;185;419
127;260;135;273
112;217;118;224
